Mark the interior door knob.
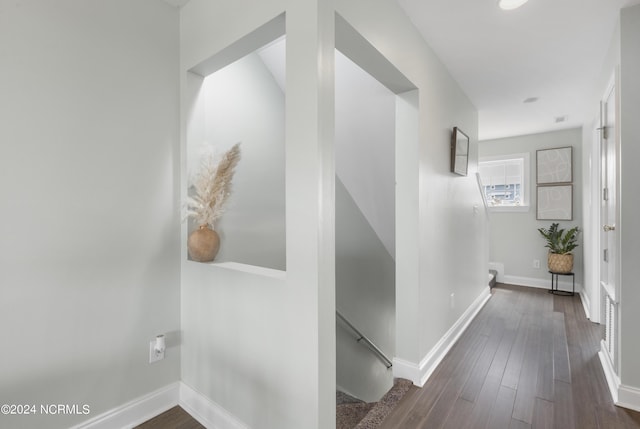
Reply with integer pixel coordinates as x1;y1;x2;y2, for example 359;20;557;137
603;224;616;232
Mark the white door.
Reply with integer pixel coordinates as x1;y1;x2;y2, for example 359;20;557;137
600;81;618;366
600;84;617;298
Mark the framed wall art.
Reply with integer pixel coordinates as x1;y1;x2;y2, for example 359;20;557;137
536;146;572;184
537;184;573;220
451;127;469;176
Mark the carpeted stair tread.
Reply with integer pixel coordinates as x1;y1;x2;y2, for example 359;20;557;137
337;402;376;429
353;378;413;429
337;390;366;405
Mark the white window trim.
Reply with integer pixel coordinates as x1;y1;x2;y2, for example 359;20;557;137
479;152;530;212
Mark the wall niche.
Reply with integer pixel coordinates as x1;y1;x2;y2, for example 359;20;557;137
186;33;286;272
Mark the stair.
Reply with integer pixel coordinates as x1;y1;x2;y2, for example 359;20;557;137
336;379;412;429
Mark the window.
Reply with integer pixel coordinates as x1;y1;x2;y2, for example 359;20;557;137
478;153;530;211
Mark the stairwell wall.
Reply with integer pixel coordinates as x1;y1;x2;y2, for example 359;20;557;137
334;48;396;404
336;179;395;403
336;0;486;383
180;1;334;428
180;0;484;427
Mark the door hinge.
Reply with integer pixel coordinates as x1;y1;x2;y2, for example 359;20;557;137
597;126;609;140
604;248;609;263
603;126;609;140
604;187;609;201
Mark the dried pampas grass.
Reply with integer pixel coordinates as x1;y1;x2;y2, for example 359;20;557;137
186;143;241;229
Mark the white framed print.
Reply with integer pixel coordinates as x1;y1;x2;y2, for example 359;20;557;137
537;184;573;220
536;146;572;184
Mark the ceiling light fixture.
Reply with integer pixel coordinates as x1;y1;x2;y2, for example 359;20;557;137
498;0;529;10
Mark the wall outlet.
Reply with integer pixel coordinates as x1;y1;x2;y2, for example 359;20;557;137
149;340;164;363
450;293;455;309
533;259;541;269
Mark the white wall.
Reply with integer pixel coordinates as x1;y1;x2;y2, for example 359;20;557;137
619;3;640;392
583;3;640;407
480;128;583;290
335;0;486;376
190;51;286;271
334;48;396;403
181;2;331;428
0;1;180;428
582;18;620;324
191;39;395;403
335;50;396;258
180;0;484;428
335;179;395;402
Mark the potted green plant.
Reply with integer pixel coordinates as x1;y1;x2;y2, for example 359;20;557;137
537;223;580;273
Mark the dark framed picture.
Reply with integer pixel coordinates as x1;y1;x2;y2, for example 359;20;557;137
451;127;469;176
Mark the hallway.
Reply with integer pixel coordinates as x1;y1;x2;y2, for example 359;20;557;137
380;284;640;428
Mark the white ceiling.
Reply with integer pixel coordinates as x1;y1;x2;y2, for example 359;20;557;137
165;0;640;140
396;0;640;140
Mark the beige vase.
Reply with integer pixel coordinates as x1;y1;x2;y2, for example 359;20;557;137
548;252;573;274
187;225;220;262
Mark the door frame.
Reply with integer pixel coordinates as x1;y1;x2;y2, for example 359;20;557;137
587;116;602;324
587;73;617;326
593;72;619;327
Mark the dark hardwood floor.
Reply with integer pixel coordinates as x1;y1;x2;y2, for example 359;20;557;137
135;406;204;429
380;283;640;429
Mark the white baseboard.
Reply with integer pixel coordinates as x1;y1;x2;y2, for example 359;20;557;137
618;384;640;413
599;344;620;403
72;382;248;429
393;286;491;387
392;357;421;386
179;382;249;429
70;382;180;429
598;344;640;413
579;289;591;320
